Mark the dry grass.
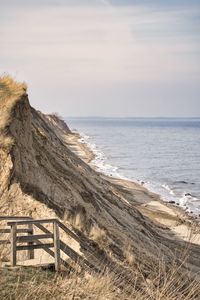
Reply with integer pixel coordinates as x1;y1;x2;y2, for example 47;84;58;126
0;256;199;300
1;208;199;299
1;219;199;299
0;135;14;151
0;75;27;150
89;224;106;242
65;206;89;232
71;211;86;230
123;243;135;265
1;231;200;300
0;74;27;104
0;267;119;300
0;243;9;267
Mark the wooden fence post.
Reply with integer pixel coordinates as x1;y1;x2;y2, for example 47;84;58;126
53;221;61;271
27;223;34;260
10;224;17;266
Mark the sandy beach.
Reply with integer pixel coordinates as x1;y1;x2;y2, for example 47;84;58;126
67;131;200;247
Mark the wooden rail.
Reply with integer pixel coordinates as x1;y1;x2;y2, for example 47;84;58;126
0;216;32;221
8;218;57;225
6;219;61;271
0;216;34;260
0;228;32;234
0;216;97;273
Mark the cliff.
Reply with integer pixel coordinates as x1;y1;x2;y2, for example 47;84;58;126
1;76;200;284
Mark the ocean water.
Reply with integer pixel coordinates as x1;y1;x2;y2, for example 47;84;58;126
66;117;200;216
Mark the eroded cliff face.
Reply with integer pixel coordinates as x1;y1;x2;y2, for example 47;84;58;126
0;88;153;248
5;95;144;234
1;78;200;278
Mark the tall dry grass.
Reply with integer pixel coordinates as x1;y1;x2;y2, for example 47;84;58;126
0;239;200;300
0;74;27;104
0;257;199;300
0;197;199;299
0;75;27;150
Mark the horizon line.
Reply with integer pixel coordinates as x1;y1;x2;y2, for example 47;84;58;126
63;116;200;119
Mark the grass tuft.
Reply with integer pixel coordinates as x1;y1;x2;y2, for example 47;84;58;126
0;257;199;300
0;74;27;150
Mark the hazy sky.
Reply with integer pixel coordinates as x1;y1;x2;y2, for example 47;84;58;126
0;0;200;117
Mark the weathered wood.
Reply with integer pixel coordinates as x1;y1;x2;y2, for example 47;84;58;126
34;223;51;234
60;240;94;270
56;220;79;242
16;243;54;251
0;240;10;245
17;233;53;243
34;223;74;270
53;221;61;271
33;238;71;270
10;224;17;267
27;224;34;260
7;219;57;226
0;216;32;221
4;216;97;273
0;229;11;233
35;222;97;272
0;228;32;234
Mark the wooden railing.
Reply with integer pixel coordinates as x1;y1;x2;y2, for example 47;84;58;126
0;216;33;259
0;216;96;272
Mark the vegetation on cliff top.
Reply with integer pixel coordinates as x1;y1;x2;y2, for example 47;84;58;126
0;75;27;150
0;75;27;106
0;75;27;127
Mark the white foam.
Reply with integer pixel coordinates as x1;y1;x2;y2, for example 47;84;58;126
162;184;175;196
178;193;200;215
143;182;171;202
77;131;200;217
78;132;130;180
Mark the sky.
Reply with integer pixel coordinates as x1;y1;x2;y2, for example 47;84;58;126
0;0;200;117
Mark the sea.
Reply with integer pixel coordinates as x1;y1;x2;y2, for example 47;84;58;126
66;117;200;216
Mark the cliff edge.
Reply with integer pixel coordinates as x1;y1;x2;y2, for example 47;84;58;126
1;76;200;283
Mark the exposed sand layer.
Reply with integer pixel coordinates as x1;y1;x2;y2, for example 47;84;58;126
61;132;95;164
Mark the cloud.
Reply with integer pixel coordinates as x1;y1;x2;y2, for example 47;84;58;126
1;4;199;80
0;0;199;116
98;0;112;7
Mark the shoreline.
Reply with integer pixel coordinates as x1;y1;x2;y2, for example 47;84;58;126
66;130;200;246
68;131;196;212
68;125;200;218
